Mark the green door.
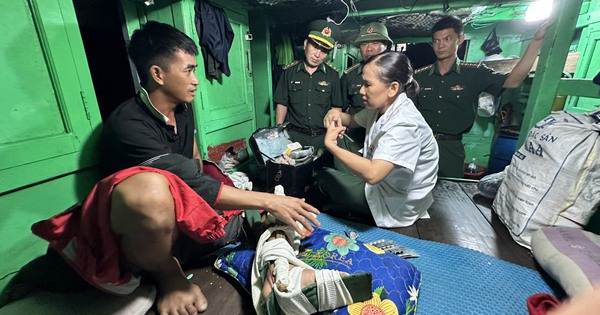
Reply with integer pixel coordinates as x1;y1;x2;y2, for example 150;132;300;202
0;0;101;193
566;22;600;112
195;5;257;154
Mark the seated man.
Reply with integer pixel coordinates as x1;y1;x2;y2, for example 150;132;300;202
0;21;320;315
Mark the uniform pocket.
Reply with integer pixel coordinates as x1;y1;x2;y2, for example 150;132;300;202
349;83;362;96
289;80;303;93
315;83;332;105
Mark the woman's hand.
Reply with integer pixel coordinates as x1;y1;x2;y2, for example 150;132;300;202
324;124;346;151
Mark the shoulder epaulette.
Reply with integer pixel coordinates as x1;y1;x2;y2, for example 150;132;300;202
283;60;300;70
325;62;339;73
344;63;360;75
414;64;434;74
461;61;483;68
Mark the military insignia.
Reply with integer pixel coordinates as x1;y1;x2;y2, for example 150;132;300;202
422;87;432;91
325;62;339;72
462;61;482;68
318;81;330;86
283;60;299;70
414;64;433;74
367;27;374;33
450;85;464;91
322;27;331;37
343;63;360;74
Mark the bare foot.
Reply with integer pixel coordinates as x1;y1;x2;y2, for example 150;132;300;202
156;275;208;315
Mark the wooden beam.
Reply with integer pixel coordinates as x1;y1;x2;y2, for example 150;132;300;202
349;0;522;18
556;79;600;98
517;0;583;148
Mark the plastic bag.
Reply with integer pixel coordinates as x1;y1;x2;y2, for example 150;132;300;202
477;169;506;199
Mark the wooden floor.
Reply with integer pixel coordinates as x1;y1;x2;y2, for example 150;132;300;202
149;179;539;315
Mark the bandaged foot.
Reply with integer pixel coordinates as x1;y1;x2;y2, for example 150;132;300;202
252;227;369;315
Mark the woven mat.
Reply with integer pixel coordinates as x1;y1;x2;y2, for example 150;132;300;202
318;213;554;315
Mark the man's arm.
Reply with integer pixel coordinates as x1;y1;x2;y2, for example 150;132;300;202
504;20;553;88
193;137;203;173
276;104;288;126
214;185;320;237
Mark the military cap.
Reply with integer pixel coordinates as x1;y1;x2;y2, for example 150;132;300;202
307;19;340;50
354;22;393;47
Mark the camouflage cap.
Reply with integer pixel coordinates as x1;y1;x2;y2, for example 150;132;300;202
307;19;340;50
354;22;393;47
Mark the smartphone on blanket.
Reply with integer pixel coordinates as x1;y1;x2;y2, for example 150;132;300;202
367;239;420;259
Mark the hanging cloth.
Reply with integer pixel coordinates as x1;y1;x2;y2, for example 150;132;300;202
480;27;503;57
194;0;234;79
276;33;294;66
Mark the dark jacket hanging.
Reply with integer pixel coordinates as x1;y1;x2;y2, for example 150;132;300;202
194;0;234;79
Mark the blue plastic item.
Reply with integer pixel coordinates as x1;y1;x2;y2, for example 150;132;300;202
488;126;519;174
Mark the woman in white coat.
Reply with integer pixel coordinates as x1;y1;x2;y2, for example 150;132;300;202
316;51;439;227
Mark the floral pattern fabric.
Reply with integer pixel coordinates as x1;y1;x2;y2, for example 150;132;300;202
214;227;421;315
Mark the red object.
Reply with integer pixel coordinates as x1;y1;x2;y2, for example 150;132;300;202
31;166;229;295
527;293;561;315
463;163;487;180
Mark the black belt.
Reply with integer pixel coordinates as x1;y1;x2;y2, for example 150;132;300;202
433;133;462;141
289;125;326;137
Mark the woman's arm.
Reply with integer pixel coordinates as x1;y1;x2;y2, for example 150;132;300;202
324;125;394;185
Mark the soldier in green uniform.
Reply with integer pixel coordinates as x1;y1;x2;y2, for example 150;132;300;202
340;22;392;146
414;15;552;178
274;20;343;151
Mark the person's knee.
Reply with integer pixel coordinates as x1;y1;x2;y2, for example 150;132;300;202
111;172;175;234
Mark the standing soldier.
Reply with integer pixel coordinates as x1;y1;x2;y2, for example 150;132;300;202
274;20;343;151
340;22;392;146
414;16;551;178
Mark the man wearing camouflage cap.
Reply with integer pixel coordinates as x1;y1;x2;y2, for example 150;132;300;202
274;20;343;151
339;22;392;147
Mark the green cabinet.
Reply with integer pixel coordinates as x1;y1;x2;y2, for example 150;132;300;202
0;0;102;193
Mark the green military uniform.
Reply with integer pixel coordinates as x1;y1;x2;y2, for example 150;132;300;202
414;58;507;178
273;20;342;150
336;61;365;148
274;60;343;149
340;62;365;115
338;22;393;149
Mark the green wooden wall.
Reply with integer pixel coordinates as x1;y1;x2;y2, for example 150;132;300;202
0;0;103;291
461;22;539;167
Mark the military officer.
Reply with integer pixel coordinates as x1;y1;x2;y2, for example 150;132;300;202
274;20;343;151
340;22;392;145
414;15;551;178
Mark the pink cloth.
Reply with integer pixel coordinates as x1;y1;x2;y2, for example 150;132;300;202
31;166;229;295
527;293;561;315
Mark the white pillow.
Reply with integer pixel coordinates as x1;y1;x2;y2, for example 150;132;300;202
531;227;600;297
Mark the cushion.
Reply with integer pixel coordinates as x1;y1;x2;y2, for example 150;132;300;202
214;227;421;314
531;227;600;297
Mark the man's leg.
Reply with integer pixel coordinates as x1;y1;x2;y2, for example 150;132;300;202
437;139;466;178
110;172;207;315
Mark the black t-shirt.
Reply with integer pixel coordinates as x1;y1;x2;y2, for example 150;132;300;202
101;94;221;205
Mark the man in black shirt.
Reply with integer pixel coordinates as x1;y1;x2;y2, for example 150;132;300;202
98;21;320;314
